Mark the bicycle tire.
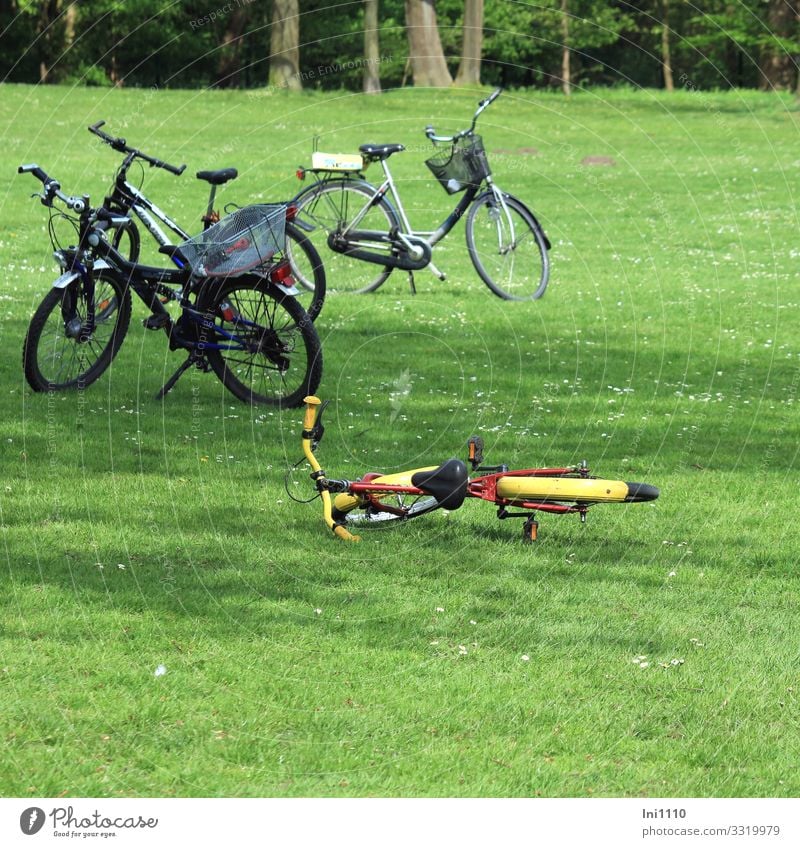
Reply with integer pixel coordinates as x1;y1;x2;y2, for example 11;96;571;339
466;191;549;301
285;221;326;322
111;217;141;263
495;476;659;504
293;179;397;294
22;270;132;392
200;276;322;407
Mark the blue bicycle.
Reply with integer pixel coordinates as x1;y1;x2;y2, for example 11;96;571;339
18;163;322;407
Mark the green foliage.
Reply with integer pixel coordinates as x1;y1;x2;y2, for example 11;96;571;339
1;0;797;90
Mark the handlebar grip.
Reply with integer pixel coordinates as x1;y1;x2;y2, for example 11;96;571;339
163;162;186;176
96;207;131;226
18;163;49;182
479;88;502;108
303;395;322;430
333;525;361;543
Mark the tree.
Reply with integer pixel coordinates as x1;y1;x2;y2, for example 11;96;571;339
759;0;799;90
217;7;249;88
270;0;301;90
454;0;483;86
363;0;381;93
560;0;570;95
405;0;452;87
661;0;674;91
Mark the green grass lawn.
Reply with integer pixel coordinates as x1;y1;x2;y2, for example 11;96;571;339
1;83;799;798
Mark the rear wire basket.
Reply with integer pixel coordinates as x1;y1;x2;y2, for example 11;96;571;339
179;203;286;277
425;134;491;194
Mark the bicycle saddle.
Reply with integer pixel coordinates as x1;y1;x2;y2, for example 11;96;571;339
196;168;238;185
358;143;405;161
411;459;469;511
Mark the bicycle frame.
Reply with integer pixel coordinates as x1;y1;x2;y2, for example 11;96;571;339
299;165;517;281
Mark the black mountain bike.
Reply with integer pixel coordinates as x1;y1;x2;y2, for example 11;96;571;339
19;163;322;407
89;121;326;322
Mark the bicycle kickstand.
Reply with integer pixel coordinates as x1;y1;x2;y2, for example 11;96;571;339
156;352;208;400
407;272;416;295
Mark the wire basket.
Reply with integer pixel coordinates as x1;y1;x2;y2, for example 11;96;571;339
179;204;286;277
425;135;491;194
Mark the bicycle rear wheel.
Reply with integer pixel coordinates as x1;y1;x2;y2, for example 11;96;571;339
466;191;549;300
200;276;322;407
284;221;326;322
23;270;132;392
293;180;396;294
495;476;659;504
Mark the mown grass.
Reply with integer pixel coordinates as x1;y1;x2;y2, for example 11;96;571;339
0;83;799;797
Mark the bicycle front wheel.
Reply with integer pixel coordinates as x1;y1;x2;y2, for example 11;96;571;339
23;270;132;392
200;277;322;407
293;180;396;294
284;221;326;322
466;192;549;300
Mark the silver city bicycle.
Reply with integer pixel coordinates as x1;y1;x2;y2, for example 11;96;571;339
291;89;551;300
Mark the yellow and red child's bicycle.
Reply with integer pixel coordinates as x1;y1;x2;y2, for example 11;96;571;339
299;397;659;543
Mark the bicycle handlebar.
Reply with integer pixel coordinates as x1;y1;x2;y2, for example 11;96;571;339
301;396;360;542
89;121;187;176
425;87;503;145
18;163;87;212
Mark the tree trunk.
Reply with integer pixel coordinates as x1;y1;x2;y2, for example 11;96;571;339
270;0;301;91
36;0;60;83
759;0;798;90
661;0;674;91
455;0;483;86
363;0;381;94
217;8;248;88
560;0;571;96
405;0;453;87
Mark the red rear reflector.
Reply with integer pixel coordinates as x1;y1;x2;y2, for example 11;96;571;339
296;168;306;181
285;204;298;221
270;262;294;285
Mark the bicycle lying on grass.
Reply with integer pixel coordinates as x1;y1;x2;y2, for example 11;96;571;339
18;163;321;406
89;121;326;321
291;88;551;299
298;397;659;542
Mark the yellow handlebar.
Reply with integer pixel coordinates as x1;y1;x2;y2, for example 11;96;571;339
301;396;360;543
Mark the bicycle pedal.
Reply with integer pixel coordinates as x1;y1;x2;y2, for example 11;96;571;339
143;313;172;331
467;436;484;468
522;518;539;543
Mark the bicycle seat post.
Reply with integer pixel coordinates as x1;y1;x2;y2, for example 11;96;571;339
205;185;218;226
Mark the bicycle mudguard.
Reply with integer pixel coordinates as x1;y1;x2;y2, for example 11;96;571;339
476;190;552;251
496;476;630;504
52;259;112;289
